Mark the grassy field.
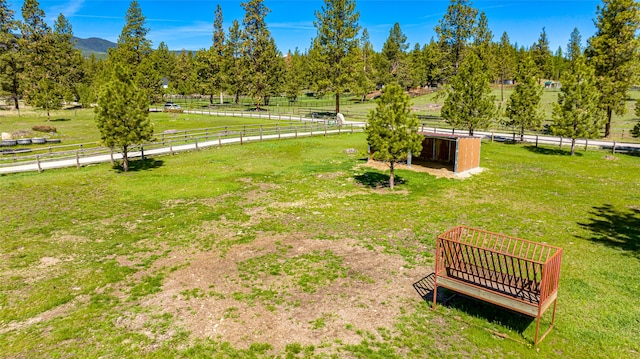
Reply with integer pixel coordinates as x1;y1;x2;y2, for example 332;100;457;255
1;132;639;358
0;109;285;146
1;87;639;146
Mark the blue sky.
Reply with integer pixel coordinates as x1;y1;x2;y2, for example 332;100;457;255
10;0;601;54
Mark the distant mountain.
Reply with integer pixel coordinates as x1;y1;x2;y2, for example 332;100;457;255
73;37;116;54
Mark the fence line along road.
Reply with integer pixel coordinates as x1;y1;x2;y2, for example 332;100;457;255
422;126;640;153
3;111;639;175
0;121;360;174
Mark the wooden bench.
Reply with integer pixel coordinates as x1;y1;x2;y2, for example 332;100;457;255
432;226;563;345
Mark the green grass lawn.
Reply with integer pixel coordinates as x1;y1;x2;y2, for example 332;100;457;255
1;133;638;358
0;108;286;146
2;87;639;147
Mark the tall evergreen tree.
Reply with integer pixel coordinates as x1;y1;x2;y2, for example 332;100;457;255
472;11;494;75
172;49;195;96
531;27;552;82
223;19;244;104
110;0;151;67
109;0;158;103
0;0;20;109
551;55;603;155
283;49;306;103
365;83;422;190
353;28;376;101
505;53;544;141
95;65;153;172
240;0;282;110
312;0;360;113
441;51;496;136
52;14;83;103
496;31;516;101
380;22;410;86
435;0;477;78
211;4;225;104
567;28;583;62
20;0;63;119
587;0;640;138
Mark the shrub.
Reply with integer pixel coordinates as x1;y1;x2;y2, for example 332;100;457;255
32;125;57;133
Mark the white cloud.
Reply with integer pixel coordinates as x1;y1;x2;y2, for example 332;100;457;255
48;0;86;18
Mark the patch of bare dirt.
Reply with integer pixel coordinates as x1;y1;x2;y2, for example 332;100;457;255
139;233;425;353
358;160;458;179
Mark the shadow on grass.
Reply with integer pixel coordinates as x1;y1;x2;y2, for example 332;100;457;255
578;204;640;258
413;274;534;335
113;158;164;173
354;171;405;189
51;118;71;122
523;145;582;156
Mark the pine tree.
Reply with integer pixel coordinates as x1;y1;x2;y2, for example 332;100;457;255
20;0;56;117
497;31;516;101
353;28;376;101
223;19;244;104
52;14;83;104
380;22;409;86
211;4;225;104
435;0;477;78
505;53;543;141
0;0;20;109
312;0;360;113
472;11;494;75
110;0;151;67
421;38;443;87
567;28;582;62
95;64;153;172
283;49;306;103
587;0;640;138
551;55;603;155
365;83;422;190
172;50;195;96
240;0;282;110
531;27;552;82
441;51;496;136
108;0;158;105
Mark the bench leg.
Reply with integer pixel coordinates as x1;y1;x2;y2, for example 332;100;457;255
535;298;558;346
432;280;438;310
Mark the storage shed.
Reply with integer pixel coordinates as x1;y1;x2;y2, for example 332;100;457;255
416;132;481;173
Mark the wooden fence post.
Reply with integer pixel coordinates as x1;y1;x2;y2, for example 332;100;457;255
110;148;114;165
536;135;539;147
584;139;588;151
76;151;80;168
170;141;174;155
612;142;616;154
559;137;563;149
260;125;263;142
195;138;199;151
36;154;42;172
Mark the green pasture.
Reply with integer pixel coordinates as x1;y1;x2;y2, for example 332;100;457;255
1;88;639;147
0;109;284;146
0;132;638;358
